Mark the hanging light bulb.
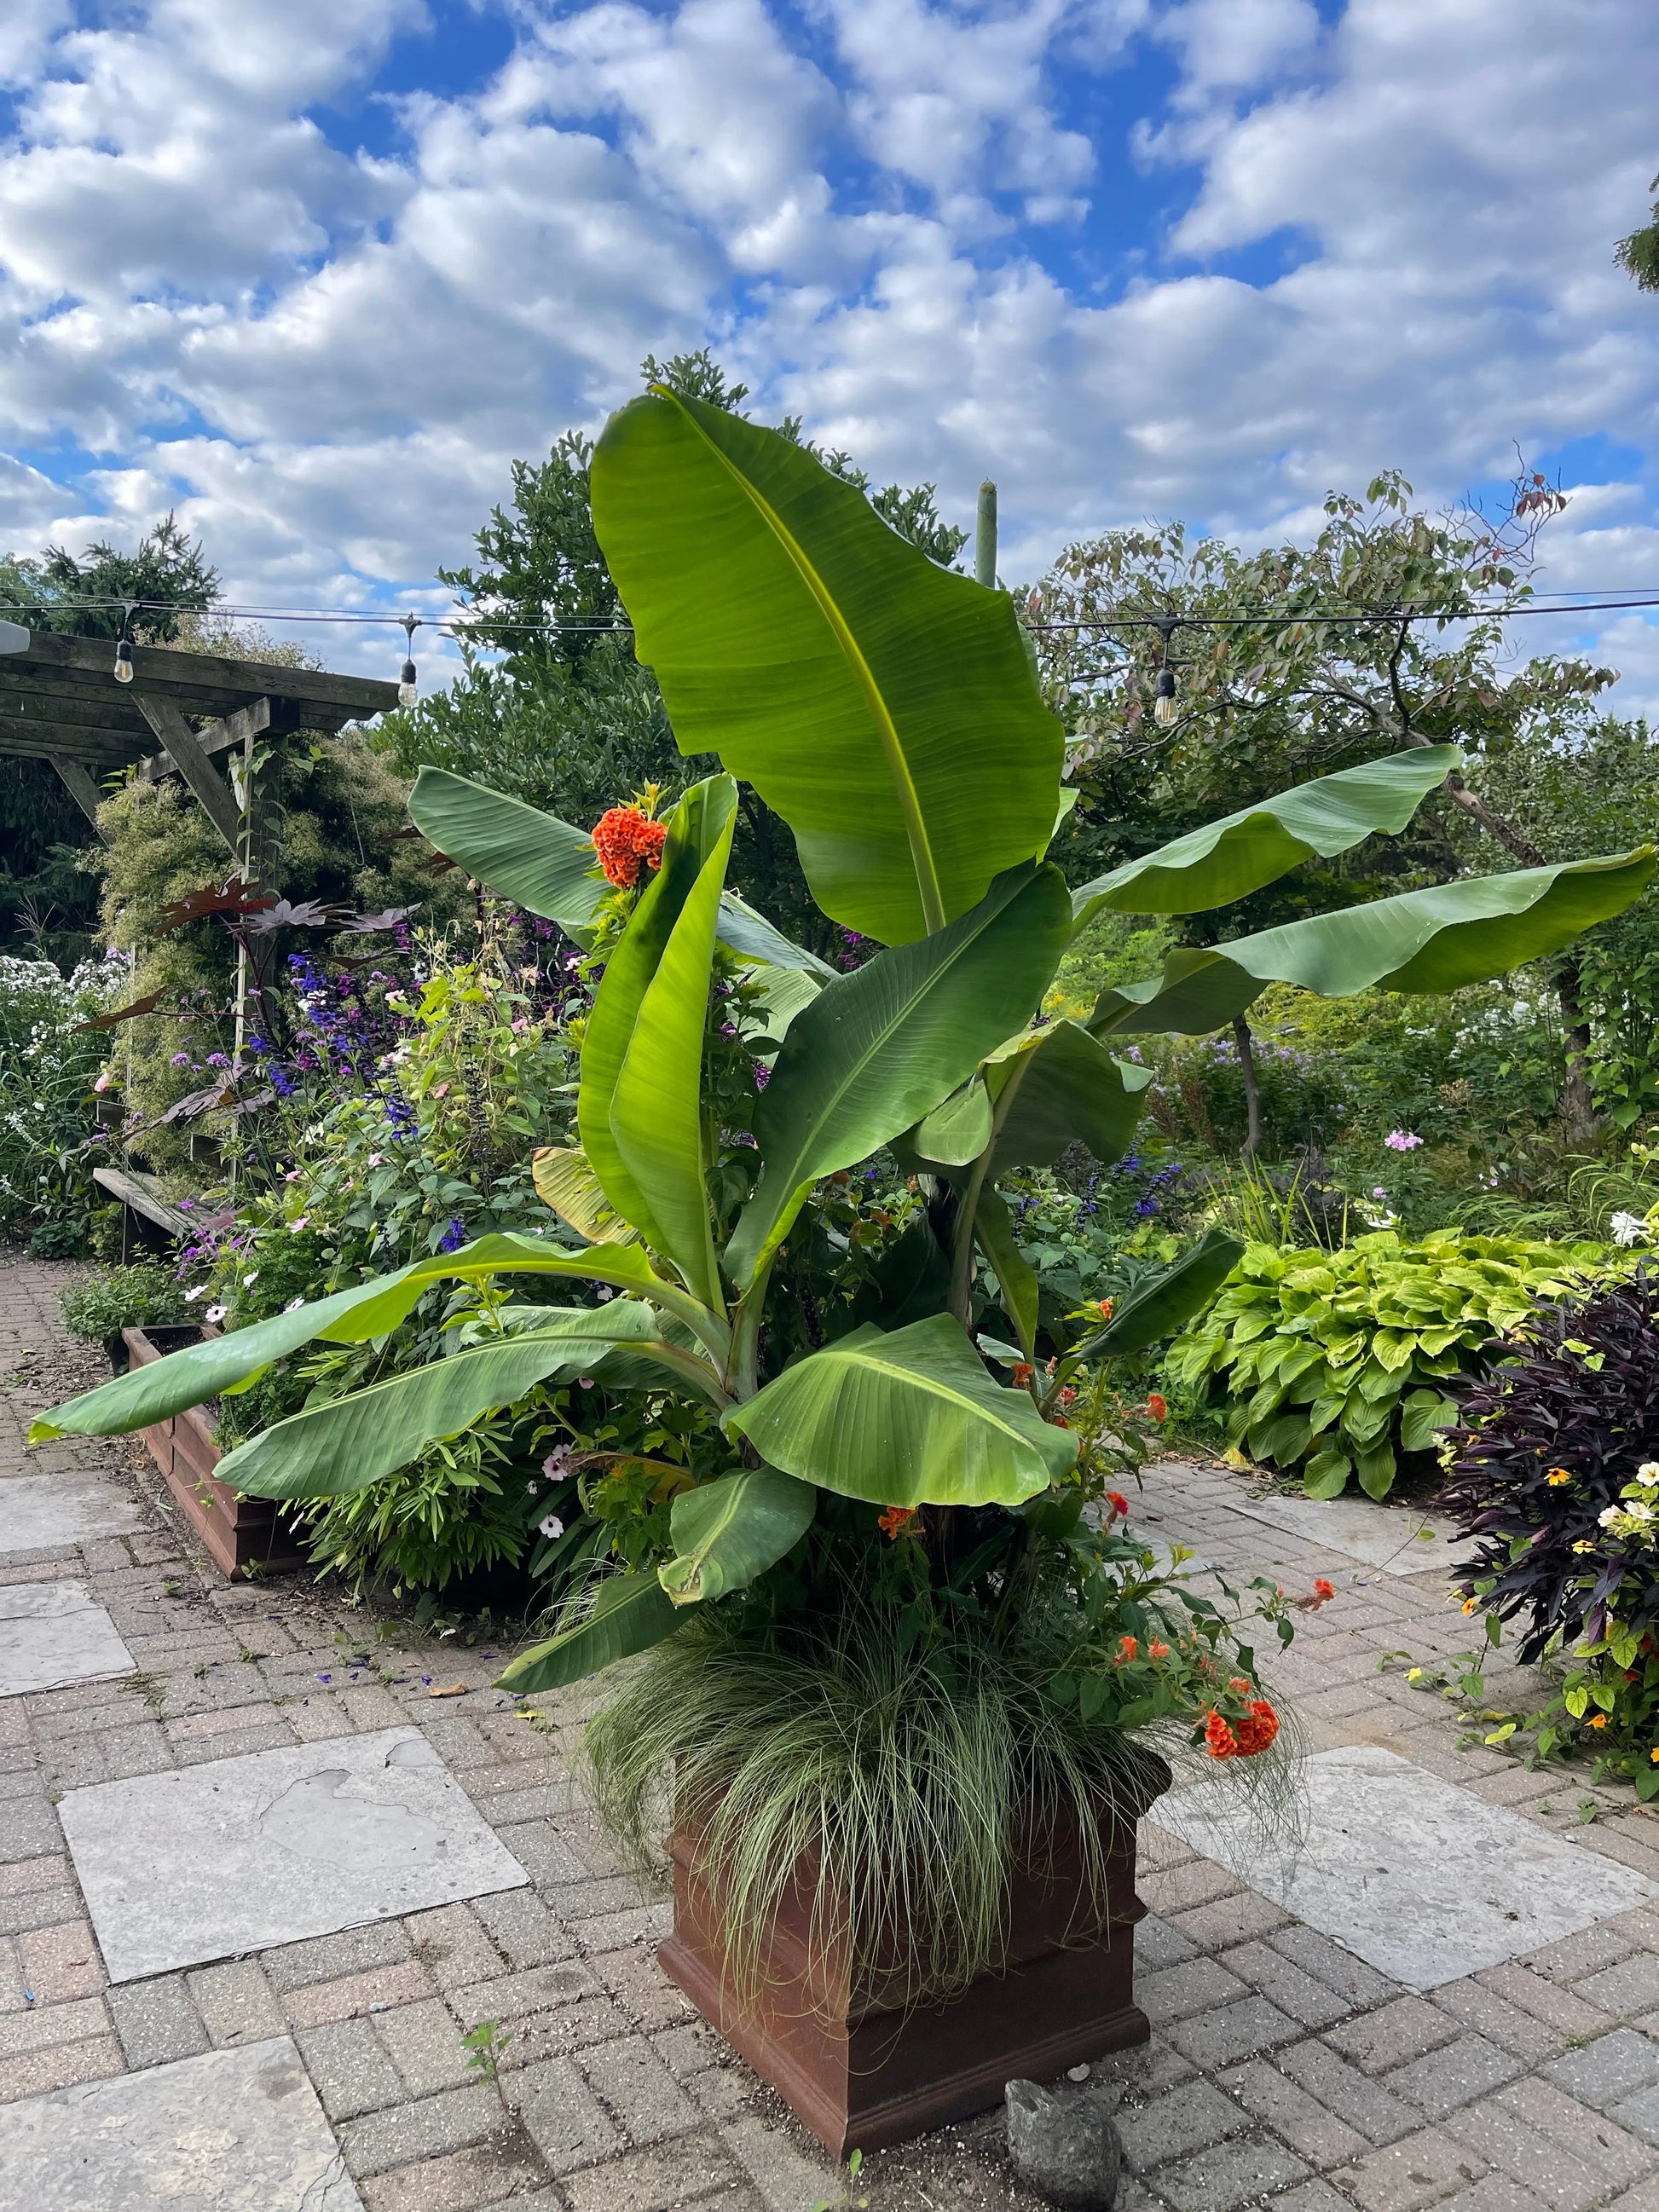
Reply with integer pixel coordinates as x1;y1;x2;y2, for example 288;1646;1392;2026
113;634;135;685
397;614;419;708
1153;665;1177;725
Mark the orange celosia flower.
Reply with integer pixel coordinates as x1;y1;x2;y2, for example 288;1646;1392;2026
1095;1297;1115;1320
592;806;668;888
878;1505;917;1539
1146;1392;1168;1422
1105;1491;1130;1520
1012;1363;1035;1387
1234;1700;1279;1755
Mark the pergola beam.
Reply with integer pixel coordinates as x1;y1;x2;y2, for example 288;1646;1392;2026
134;695;243;857
0;723;141;765
137;696;271;783
49;756;113;843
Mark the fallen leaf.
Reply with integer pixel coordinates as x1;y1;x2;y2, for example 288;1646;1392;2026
427;1682;469;1699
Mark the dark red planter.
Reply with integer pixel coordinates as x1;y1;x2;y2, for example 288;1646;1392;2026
658;1754;1168;2156
122;1325;306;1580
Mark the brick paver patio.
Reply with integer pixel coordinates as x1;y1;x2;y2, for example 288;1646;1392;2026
5;1250;1659;2211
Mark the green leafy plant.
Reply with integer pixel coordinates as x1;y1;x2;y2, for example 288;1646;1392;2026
0;952;124;1246
32;388;1654;1982
59;1264;190;1347
1167;1228;1607;1499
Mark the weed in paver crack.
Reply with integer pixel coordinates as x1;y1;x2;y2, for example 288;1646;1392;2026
236;1647;266;1664
1579;1798;1600;1823
122;1670;166;1713
464;2017;511;2110
812;2149;868;2211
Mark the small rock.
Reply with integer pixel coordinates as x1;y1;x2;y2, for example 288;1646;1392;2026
1005;2077;1121;2209
1066;2065;1090;2083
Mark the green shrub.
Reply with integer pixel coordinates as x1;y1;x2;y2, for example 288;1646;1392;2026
59;1263;189;1343
0;952;123;1245
1168;1229;1607;1498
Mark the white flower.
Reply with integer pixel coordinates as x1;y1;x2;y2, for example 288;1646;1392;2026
540;1445;575;1481
242;1271;258;1287
538;1514;565;1540
1629;1502;1656;1524
285;1296;305;1312
1638;1464;1659;1486
204;1304;228;1324
290;1216;309;1232
367;1152;384;1167
184;1284;209;1302
1601;1505;1624;1528
1612;1211;1649;1248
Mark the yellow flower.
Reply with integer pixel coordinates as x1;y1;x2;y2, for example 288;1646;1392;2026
1462;1597;1478;1615
1650;1747;1659;1764
1572;1540;1597;1554
1587;1712;1610;1730
1546;1469;1572;1486
1407;1667;1425;1682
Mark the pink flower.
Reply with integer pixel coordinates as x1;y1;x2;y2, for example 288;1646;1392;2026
1384;1130;1424;1152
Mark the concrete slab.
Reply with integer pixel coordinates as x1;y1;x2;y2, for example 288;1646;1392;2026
0;1469;143;1552
1219;1490;1477;1578
0;1580;133;1697
1154;1744;1656;1990
61;1724;530;1984
0;2034;362;2209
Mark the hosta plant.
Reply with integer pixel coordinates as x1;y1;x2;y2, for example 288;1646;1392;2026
1168;1229;1607;1499
33;390;1655;1987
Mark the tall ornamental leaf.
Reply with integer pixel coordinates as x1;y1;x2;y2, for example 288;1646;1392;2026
985;1021;1153;1172
1093;851;1657;1037
217;1306;706;1501
610;794;736;1308
1072;746;1461;924
498;1573;679;1695
591;389;1066;945
726;865;1073;1287
409;768;833;976
580;777;737;1249
725;1314;1075;1508
658;1469;817;1605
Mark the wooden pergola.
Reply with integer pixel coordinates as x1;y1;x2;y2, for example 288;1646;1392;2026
0;622;401;857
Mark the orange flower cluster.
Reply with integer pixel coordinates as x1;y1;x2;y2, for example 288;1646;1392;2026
1105;1491;1130;1521
878;1505;917;1539
592;806;668;888
1145;1392;1168;1422
1203;1699;1279;1760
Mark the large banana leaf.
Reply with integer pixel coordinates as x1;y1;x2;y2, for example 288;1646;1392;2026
217;1305;704;1500
1072;747;1460;923
726;865;1073;1286
1094;851;1656;1037
657;1468;817;1604
972;1188;1039;1360
31;1232;725;1443
986;1021;1153;1170
591;389;1066;944
724;1314;1075;1507
1059;1229;1245;1372
579;777;737;1249
610;794;735;1308
409;767;834;977
531;1148;639;1244
497;1572;679;1695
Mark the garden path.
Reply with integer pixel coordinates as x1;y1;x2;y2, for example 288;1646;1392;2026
3;1253;1659;2212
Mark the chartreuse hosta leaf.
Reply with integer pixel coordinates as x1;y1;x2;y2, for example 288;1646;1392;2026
498;1572;680;1696
1072;746;1461;924
610;792;737;1309
726;864;1073;1288
408;767;834;979
658;1468;817;1605
217;1304;715;1502
580;777;737;1259
724;1314;1075;1508
592;388;1066;945
30;1232;728;1445
1093;850;1657;1037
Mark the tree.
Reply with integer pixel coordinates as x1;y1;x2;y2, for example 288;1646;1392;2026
0;517;220;964
1616;176;1659;292
378;351;967;954
1027;467;1621;1141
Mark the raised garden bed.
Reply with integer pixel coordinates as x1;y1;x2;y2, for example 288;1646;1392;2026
121;1324;305;1580
659;1753;1167;2156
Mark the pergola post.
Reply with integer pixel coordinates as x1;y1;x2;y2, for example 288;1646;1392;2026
49;756;112;843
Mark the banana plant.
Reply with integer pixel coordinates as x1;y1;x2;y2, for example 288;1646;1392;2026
35;388;1656;1689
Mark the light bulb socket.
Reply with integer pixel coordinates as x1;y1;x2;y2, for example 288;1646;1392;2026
113;637;135;684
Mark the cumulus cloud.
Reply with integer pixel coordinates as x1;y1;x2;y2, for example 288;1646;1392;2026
0;0;1654;705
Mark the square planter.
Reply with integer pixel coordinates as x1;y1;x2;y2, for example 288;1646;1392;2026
658;1753;1167;2156
121;1325;306;1580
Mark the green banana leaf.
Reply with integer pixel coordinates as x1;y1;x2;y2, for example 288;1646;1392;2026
409;767;834;976
724;1314;1075;1507
497;1572;680;1695
1072;747;1460;922
610;796;736;1308
31;1233;726;1444
591;388;1066;945
726;864;1072;1287
658;1468;817;1604
531;1147;639;1244
1062;1229;1245;1366
973;1187;1039;1360
216;1305;708;1500
986;1021;1153;1170
1093;851;1657;1037
911;1077;993;1165
579;777;737;1250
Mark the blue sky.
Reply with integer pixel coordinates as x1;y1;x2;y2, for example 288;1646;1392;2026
2;0;1657;704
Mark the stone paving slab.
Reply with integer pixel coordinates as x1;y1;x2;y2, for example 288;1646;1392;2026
1158;1742;1658;1988
0;1469;144;1550
0;1580;134;1698
1219;1491;1477;1579
0;2032;363;2209
60;1726;530;1983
